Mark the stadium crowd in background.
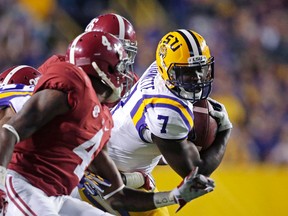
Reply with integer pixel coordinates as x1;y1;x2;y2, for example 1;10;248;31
0;0;288;165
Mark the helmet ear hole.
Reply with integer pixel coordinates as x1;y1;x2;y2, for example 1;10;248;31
108;65;114;74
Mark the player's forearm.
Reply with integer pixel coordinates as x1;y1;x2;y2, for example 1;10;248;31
109;188;175;211
198;129;231;176
153;134;201;178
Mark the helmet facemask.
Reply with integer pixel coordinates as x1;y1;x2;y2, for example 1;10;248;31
166;56;214;102
120;38;137;74
115;57;135;98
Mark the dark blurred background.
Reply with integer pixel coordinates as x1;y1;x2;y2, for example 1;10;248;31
1;0;288;166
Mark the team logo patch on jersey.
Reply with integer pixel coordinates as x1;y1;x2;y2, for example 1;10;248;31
92;105;100;118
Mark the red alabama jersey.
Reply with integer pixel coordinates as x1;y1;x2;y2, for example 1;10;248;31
37;54;65;74
8;61;113;196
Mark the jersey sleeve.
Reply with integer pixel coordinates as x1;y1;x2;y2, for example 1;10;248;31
143;95;194;140
34;62;87;109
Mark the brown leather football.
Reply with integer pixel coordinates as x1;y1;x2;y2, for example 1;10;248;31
188;99;218;151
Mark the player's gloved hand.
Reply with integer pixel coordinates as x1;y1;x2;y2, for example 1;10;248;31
172;167;215;212
80;171;111;196
207;97;233;132
0;185;8;215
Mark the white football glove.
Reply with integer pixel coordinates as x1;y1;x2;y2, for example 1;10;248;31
172;167;215;212
208;97;233;132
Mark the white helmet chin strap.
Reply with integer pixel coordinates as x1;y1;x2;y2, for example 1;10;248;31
92;62;122;103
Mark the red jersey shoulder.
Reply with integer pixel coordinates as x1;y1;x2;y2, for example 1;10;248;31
34;62;94;109
35;61;90;92
38;55;65;74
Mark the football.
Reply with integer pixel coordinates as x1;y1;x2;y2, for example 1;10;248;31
188;99;218;151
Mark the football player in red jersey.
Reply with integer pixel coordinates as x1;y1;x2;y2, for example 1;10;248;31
0;31;214;215
0;31;131;215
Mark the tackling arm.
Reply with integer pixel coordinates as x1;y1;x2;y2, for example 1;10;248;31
108;166;214;212
88;146;125;197
86;145;214;212
88;148;158;211
83;163;214;212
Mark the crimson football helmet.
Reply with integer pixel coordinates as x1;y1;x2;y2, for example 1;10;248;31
66;31;133;104
0;65;41;86
156;29;214;102
85;13;137;67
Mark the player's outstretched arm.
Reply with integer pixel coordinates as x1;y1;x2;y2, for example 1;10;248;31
88;147;125;197
108;167;214;212
86;149;214;212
